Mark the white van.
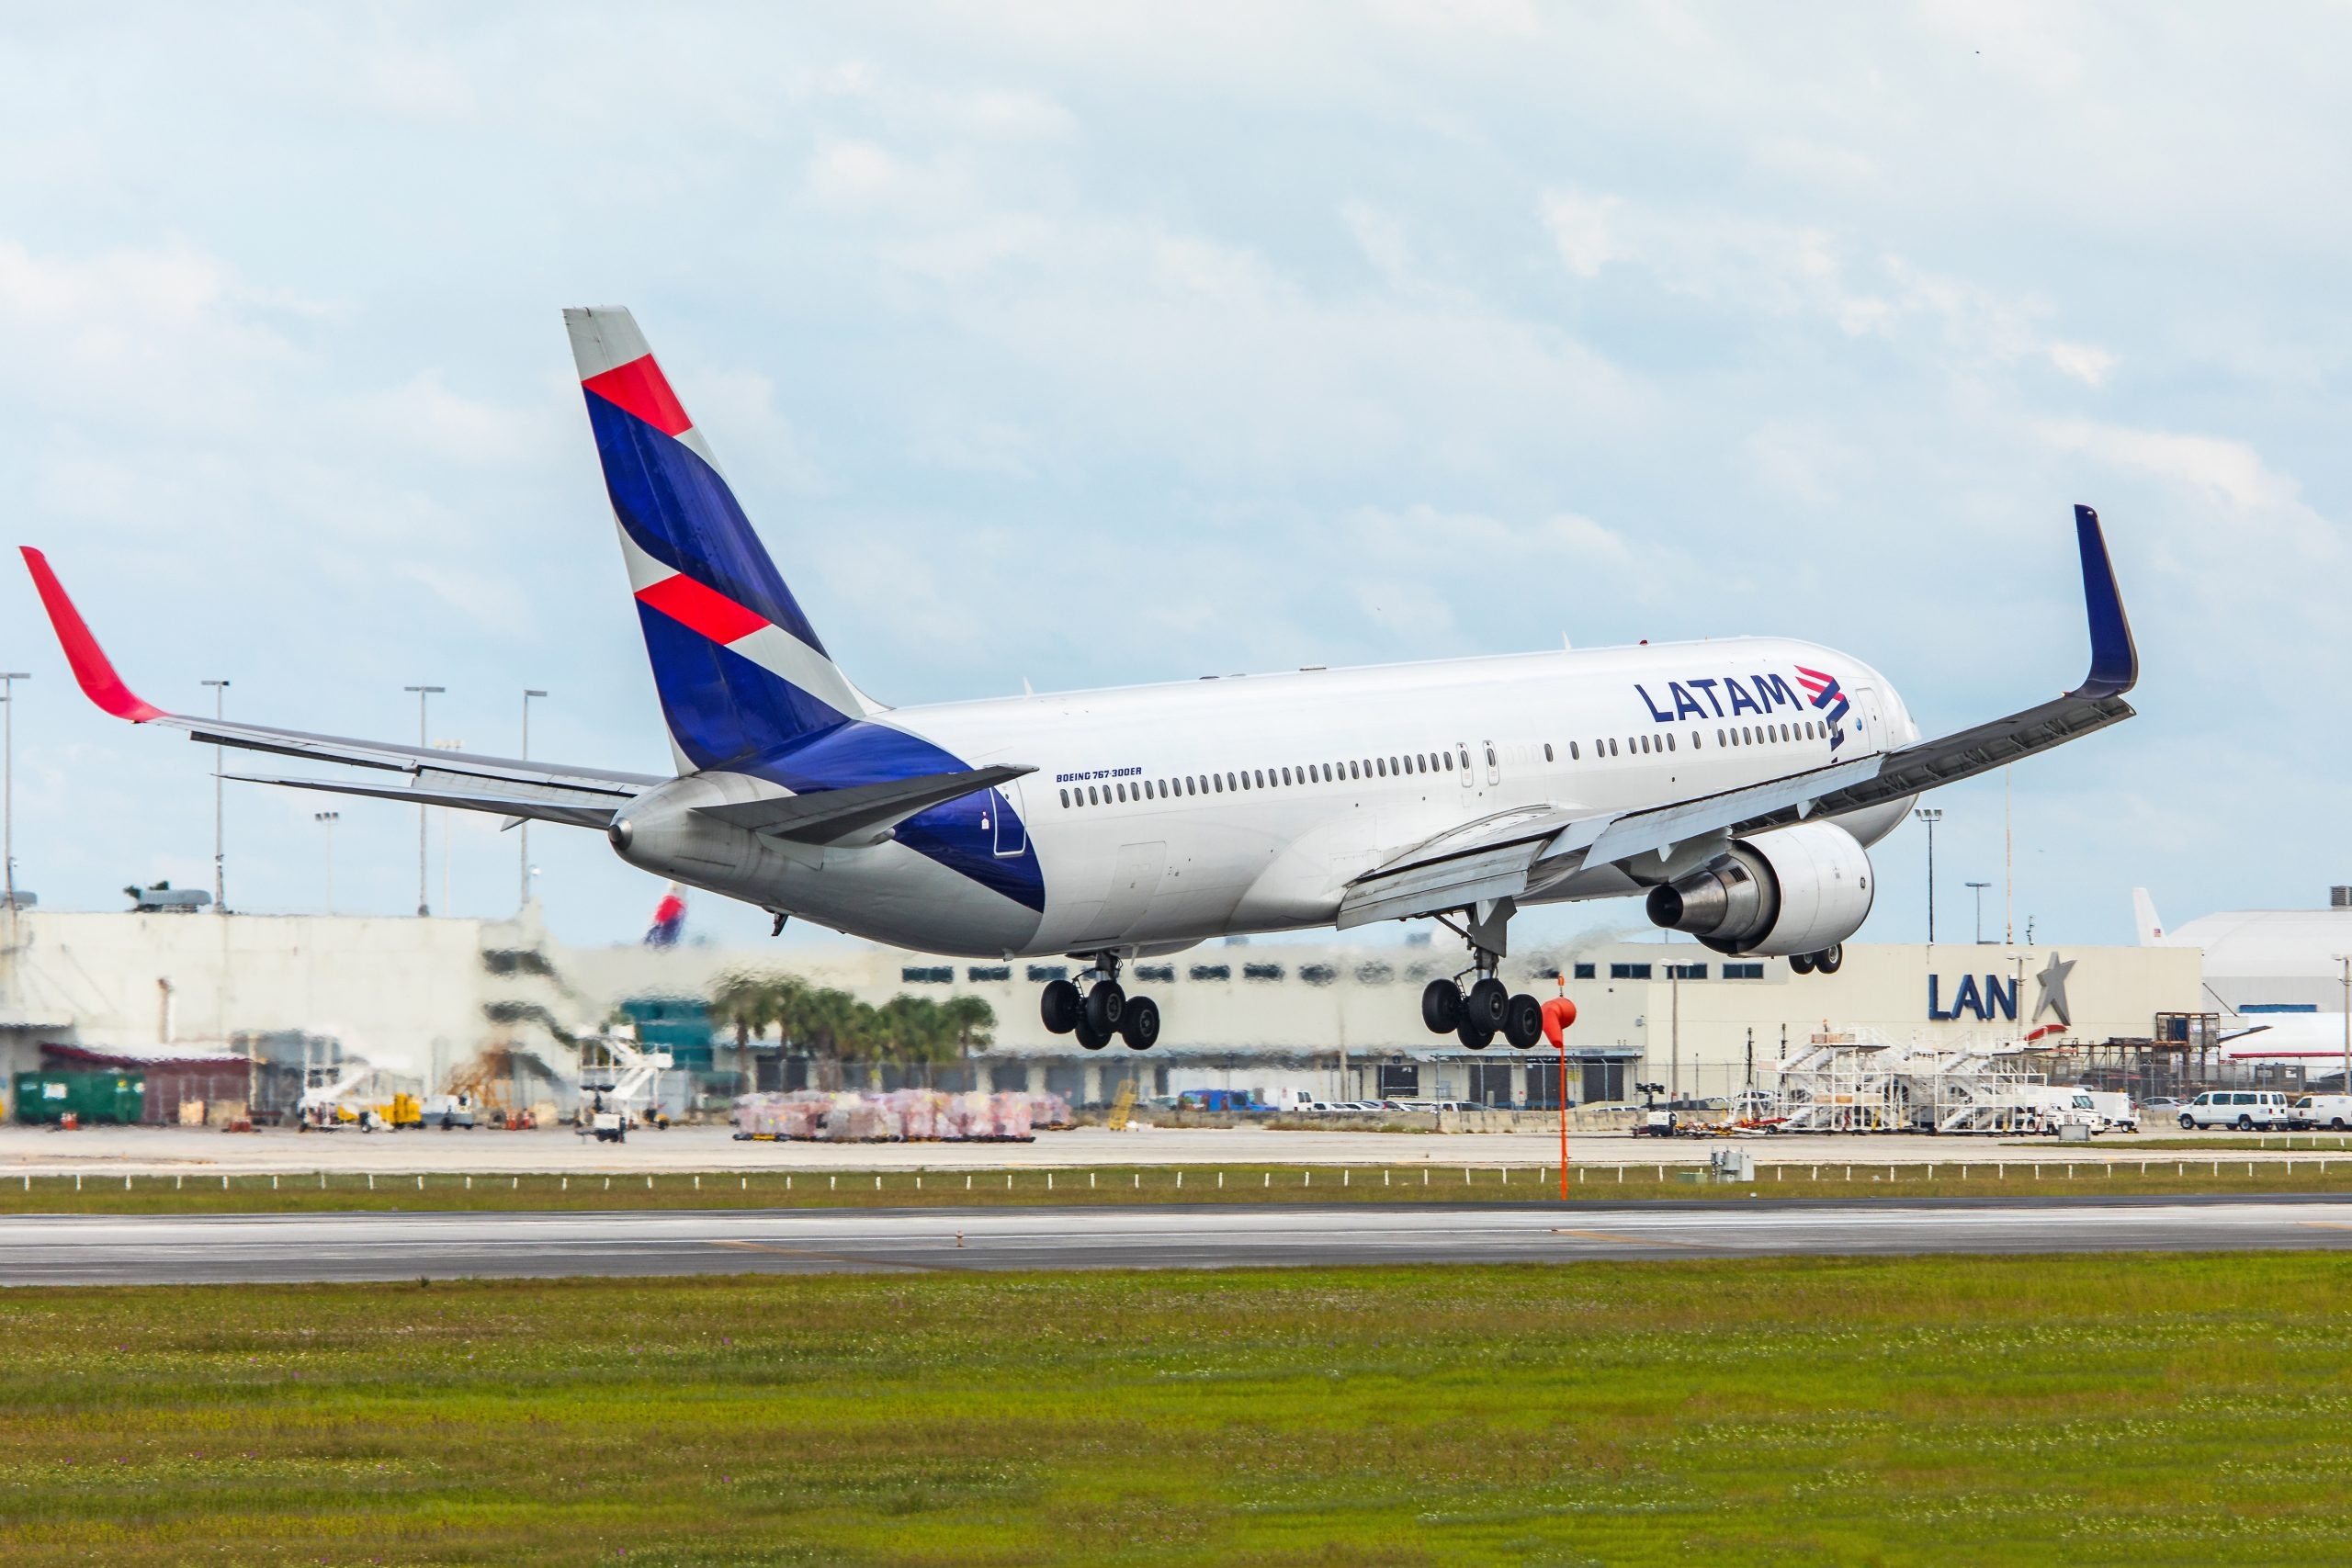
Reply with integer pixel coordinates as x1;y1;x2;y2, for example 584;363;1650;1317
2178;1090;2290;1131
2290;1094;2352;1131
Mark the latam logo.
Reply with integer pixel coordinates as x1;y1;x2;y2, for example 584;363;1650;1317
1928;973;2019;1021
1634;669;1852;750
1796;666;1851;750
1634;673;1807;724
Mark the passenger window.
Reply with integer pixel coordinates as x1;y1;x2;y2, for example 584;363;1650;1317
1667;734;1676;751
1569;742;1579;761
1389;756;1400;774
1088;785;1100;805
1059;788;1069;807
1609;739;1619;757
1717;728;1726;747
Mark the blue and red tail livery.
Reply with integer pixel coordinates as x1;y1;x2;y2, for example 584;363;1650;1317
566;308;865;769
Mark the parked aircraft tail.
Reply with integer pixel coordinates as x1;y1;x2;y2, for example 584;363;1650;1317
2132;886;2165;945
565;307;875;773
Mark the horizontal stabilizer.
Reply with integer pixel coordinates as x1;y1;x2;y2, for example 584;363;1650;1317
695;764;1034;844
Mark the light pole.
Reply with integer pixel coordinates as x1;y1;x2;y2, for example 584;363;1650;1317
520;689;546;912
1966;881;1991;945
1914;807;1944;943
2335;955;2351;1095
0;672;28;912
201;679;229;913
403;685;444;915
315;811;339;914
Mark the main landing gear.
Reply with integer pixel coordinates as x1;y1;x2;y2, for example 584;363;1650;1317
1786;944;1844;976
1419;902;1545;1052
1040;954;1161;1052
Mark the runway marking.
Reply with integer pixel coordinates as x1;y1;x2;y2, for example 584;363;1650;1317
1548;1227;1710;1249
707;1238;950;1272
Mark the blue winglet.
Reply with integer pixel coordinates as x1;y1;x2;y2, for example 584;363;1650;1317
2070;503;2138;700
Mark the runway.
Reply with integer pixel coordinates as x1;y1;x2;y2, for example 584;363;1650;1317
8;1196;2352;1285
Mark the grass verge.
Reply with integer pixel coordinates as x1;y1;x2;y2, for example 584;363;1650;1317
4;1156;2352;1215
0;1254;2348;1565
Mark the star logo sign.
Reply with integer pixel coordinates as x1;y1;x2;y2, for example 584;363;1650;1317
2032;952;2076;1028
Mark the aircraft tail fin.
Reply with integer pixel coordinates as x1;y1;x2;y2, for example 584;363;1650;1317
565;307;866;773
2132;886;2165;945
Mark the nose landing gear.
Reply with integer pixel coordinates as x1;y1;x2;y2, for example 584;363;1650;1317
1040;954;1165;1051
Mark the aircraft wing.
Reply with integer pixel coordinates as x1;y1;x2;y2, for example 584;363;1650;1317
20;547;658;822
1339;504;2137;927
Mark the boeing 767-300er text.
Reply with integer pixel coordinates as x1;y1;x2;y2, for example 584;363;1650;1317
19;307;2140;1053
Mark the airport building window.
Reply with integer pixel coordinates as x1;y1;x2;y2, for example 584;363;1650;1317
1188;964;1231;982
1243;963;1284;981
967;965;1011;982
1136;964;1175;983
901;965;954;984
1026;964;1069;982
1724;963;1764;979
1300;964;1337;986
1667;963;1706;979
1572;963;1597;979
1610;963;1653;979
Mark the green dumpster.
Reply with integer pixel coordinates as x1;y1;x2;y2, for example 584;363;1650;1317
12;1071;145;1125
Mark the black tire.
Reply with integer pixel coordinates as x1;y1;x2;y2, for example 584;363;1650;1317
1788;952;1815;976
1814;945;1844;976
1084;980;1125;1036
2178;1114;2194;1130
1464;977;1510;1032
1040;979;1082;1034
2236;1115;2253;1131
1119;995;1160;1051
1420;978;1462;1034
1455;1018;1495;1052
1502;993;1544;1050
1075;1017;1112;1051
2333;1118;2346;1131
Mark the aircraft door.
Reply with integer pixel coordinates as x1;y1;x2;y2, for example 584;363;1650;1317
1850;686;1887;753
989;782;1028;857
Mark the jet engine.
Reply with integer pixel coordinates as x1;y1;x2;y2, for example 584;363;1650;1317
1643;821;1873;957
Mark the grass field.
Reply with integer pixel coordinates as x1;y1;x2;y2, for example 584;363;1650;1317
2;1253;2348;1565
4;1156;2352;1215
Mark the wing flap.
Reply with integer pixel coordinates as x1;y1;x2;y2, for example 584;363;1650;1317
225;773;624;829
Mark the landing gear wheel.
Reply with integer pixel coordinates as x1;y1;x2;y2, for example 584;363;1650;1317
1084;980;1125;1038
1502;993;1544;1050
1464;977;1510;1032
1040;979;1082;1034
1119;995;1160;1051
1420;979;1462;1034
1456;1018;1495;1051
1788;952;1816;976
1814;944;1843;976
1075;1017;1112;1051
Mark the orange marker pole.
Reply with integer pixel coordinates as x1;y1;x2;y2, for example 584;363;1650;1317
1544;980;1577;1201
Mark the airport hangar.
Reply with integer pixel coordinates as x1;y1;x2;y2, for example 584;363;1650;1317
0;899;2233;1119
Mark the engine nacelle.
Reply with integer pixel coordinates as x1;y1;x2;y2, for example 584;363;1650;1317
1643;821;1874;956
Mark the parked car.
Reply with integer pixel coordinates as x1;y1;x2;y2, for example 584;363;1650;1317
2177;1090;2291;1131
2290;1094;2352;1131
2142;1097;2188;1116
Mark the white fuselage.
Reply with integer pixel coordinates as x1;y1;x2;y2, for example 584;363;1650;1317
628;635;1920;959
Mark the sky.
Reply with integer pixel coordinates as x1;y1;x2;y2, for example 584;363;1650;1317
1;2;2346;953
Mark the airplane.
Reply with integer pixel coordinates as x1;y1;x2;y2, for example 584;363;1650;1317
19;307;2141;1056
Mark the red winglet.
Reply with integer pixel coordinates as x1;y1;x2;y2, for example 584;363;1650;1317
17;547;165;722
